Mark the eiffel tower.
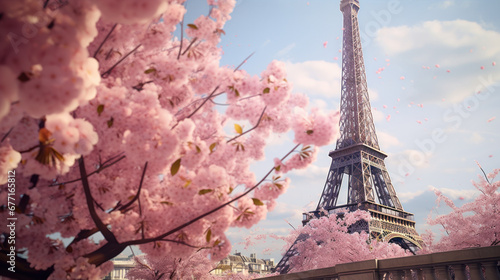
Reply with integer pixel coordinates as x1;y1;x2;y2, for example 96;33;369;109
273;0;422;274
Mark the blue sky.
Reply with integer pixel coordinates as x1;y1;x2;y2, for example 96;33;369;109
182;0;500;262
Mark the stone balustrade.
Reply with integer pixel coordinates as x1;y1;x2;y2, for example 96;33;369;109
258;246;500;280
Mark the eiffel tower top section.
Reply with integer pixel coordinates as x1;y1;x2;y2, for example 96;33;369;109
337;0;380;151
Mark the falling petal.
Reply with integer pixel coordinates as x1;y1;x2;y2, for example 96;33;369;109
493;62;497;66
459;196;464;200
424;118;429;121
489;155;493;158
336;36;339;40
383;105;387;109
487;117;496;123
400;76;405;80
374;57;377;60
416;120;422;124
333;57;338;60
442;98;446;102
405;173;410;177
435;64;440;68
446;69;451;73
323;41;328;48
480;66;485;70
397;98;400;102
393;106;397;109
386;115;391;121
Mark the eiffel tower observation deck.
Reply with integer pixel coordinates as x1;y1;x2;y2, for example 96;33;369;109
274;0;422;274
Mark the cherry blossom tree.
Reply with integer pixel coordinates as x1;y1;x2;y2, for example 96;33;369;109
280;210;410;273
0;0;339;279
420;167;500;254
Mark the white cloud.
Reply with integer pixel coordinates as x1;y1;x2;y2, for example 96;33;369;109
375;20;500;103
292;163;329;179
378;131;401;148
376;20;500;61
398;190;426;203
284;60;342;98
429;186;478;200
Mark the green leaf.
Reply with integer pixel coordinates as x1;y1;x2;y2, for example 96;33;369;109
235;89;240;97
97;104;104;116
275;183;283;190
161;201;173;206
195;145;201;154
183;180;192;188
263;87;270;94
107;117;114;128
252;198;264;206
306;130;314;135
206;228;212;243
170;158;181;176
228;186;234;194
234;124;243;134
275;165;281;172
213;239;221;247
187;24;198;30
199;189;213;195
144;67;157;75
209;142;218;154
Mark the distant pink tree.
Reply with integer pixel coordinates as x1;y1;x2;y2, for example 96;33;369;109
127;251;215;280
127;250;261;280
283;210;410;273
0;0;339;279
421;168;500;254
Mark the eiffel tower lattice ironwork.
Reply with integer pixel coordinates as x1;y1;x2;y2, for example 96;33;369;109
273;0;422;274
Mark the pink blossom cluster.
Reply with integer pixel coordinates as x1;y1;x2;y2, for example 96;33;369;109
0;141;21;184
284;210;410;273
0;0;339;279
420;169;500;254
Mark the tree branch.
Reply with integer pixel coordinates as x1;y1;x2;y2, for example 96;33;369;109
79;157;118;244
234;52;255;72
181;37;198;56
227;106;267;143
101;44;142;78
177;17;184;60
50;154;126;187
93;24;118;59
1;126;13;143
118;162;148;213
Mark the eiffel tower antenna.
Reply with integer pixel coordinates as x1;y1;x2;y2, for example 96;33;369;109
273;0;422;274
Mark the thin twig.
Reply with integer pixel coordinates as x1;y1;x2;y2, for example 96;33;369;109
101;44;142;78
93;24;117;58
234;52;255;72
79;157;118;243
1;127;14;143
227;106;267;143
50;154;126;186
177;17;184;60
181;37;198;56
475;160;491;185
119;162;148;213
